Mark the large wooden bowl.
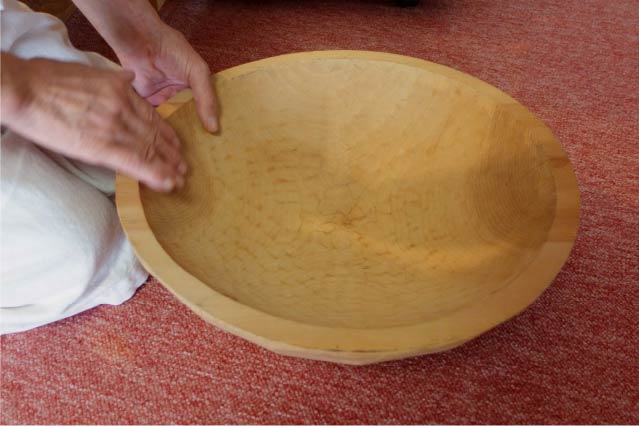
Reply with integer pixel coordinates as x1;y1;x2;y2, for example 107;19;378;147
116;51;580;365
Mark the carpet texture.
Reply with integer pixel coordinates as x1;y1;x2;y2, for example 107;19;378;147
2;0;639;423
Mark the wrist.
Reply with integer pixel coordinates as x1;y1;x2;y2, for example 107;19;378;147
110;17;168;61
114;21;173;63
72;0;167;61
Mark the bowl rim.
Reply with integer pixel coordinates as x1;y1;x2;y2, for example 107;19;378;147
116;50;581;365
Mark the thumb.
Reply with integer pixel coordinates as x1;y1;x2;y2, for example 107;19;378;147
189;63;219;133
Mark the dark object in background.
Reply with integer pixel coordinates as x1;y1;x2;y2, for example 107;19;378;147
396;0;420;6
21;0;75;20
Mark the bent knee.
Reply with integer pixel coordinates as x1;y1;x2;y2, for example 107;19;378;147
1;192;121;308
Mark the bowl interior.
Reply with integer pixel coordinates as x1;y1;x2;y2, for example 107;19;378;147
140;58;556;329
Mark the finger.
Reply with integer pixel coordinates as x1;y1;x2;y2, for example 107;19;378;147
118;69;136;83
117;86;187;190
155;132;183;170
140;109;185;173
189;63;219;133
101;144;178;192
155;145;186;191
158;117;181;148
124;88;180;152
156;120;188;176
144;85;186;106
115;97;181;191
153;136;186;188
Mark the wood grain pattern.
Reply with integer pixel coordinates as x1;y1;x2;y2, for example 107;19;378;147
116;51;580;365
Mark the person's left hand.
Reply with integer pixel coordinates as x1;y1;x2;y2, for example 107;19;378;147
118;24;219;133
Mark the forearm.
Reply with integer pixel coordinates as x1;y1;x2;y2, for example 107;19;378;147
1;52;32;126
71;0;165;60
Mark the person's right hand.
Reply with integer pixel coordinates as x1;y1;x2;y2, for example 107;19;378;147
1;53;186;192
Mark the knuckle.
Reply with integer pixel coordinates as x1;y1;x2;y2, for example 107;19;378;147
100;89;126;114
103;81;119;97
104;108;122;127
108;150;139;172
107;76;130;98
152;168;169;182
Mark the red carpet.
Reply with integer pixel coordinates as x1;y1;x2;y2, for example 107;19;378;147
2;0;639;423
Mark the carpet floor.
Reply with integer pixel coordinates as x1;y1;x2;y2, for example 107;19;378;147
2;0;638;423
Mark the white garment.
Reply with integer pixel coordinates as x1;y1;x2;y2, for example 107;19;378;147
0;0;149;334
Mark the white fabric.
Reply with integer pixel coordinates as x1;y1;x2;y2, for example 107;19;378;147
0;0;149;334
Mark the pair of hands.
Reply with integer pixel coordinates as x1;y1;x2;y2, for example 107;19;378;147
2;11;216;192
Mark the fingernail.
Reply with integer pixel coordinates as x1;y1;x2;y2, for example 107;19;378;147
209;117;219;133
162;177;175;191
178;161;188;175
176;175;185;189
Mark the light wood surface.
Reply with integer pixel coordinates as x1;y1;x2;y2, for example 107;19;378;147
116;51;580;365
